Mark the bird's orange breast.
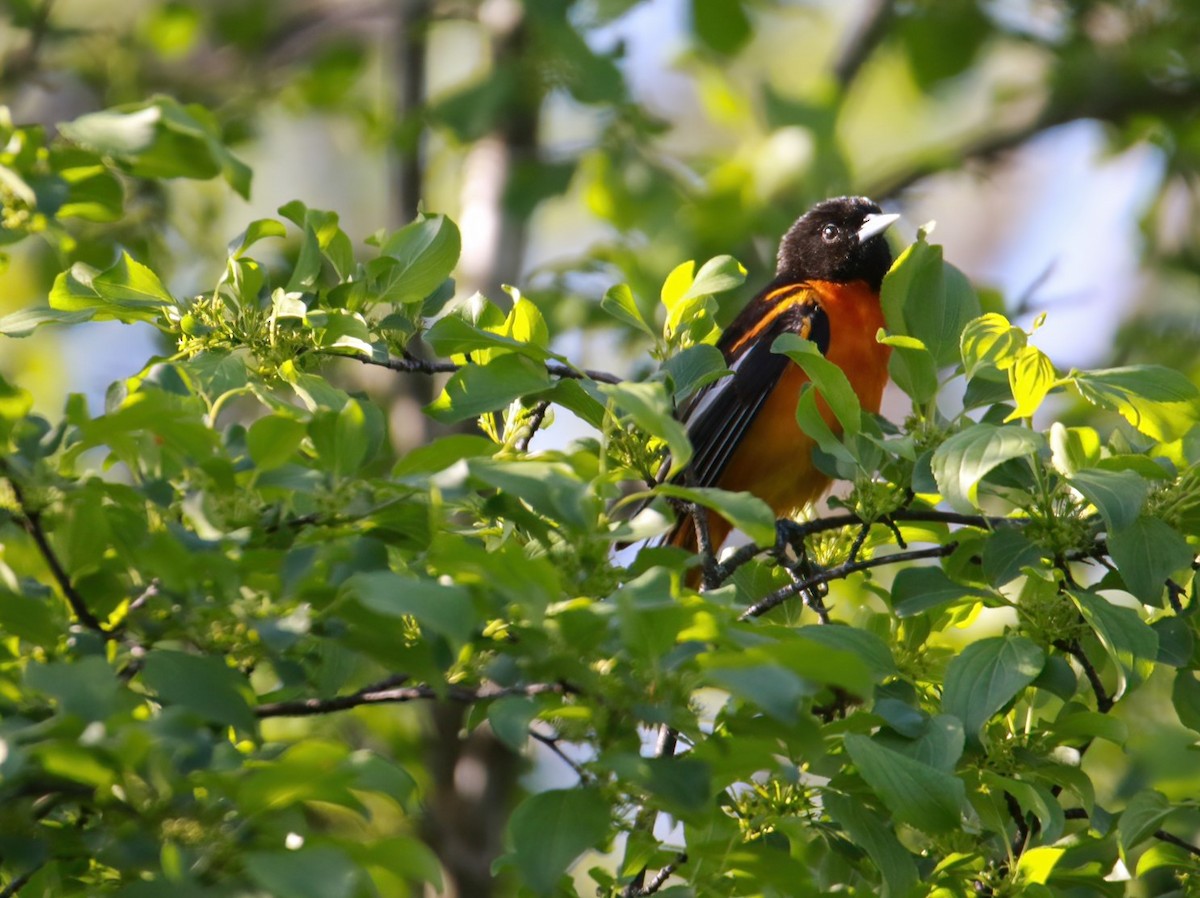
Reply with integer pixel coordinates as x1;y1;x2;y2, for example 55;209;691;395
717;279;890;516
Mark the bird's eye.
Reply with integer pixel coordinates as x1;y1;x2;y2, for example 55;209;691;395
821;224;839;242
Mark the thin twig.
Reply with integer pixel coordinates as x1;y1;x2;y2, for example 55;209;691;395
514;400;551;453
1054;640;1112;713
623;724;680;897
353;350;622;384
254;678;569;718
0;862;46;898
740;544;958;620
529;727;591;782
713;508;1011;584
632;852;687;897
1154;829;1200;859
831;0;895;89
1;462;107;634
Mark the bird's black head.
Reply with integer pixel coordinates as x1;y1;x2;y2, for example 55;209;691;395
775;196;898;292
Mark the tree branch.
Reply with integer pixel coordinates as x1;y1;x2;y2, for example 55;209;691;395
865;78;1200;201
528;727;591;782
1;461;107;634
713;508;1013;584
351;350;622;385
254;678;570;718
831;0;895;90
0;862;46;898
1054;639;1112;713
740;544;958;620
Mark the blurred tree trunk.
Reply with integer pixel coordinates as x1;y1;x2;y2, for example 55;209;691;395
457;0;541;301
394;4;538;895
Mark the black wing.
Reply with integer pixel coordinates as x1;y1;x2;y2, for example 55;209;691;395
672;283;829;489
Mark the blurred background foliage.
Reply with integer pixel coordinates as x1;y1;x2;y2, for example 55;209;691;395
2;1;1200;896
4;0;1200;404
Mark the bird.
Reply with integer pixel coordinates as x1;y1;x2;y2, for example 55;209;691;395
662;196;898;559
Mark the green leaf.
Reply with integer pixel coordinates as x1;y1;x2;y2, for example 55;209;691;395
308;397;382;477
423;314;552;362
600;380;692;475
1006;345;1056;421
1015;846;1066;887
1107;516;1193;603
26;656;119;721
653;483;775;546
228;218;286;257
773;333;862;435
470;459;593;532
0;589;59;647
690;0;752;55
661;344;730;402
701;662;807;723
244;847;361;898
504;788;609;895
960;313;1026;379
889;714;965;772
393;434;496;477
882;237;981;367
1073;365;1200;441
682;254;746;301
1171;671;1200;734
1067;468;1150;533
487;697;539;751
50;256;173;324
0;306;94;336
60;98;250;196
605;754;712;814
246;414;307;471
823;792;919;898
981;528;1043;586
342;571;476;645
930;424;1042;513
941;635;1045;745
1117;790;1173;861
891;566;993;617
141;650;256;732
796;624;898;681
879;332;939;403
1049;423;1101;476
93;252;175;307
601;283;654;337
843;734;966;834
795;385;857;467
1070;590;1158;700
378;214;461;304
426;354;553;425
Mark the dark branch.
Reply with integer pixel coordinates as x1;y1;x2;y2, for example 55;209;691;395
0;862;46;898
529;727;591;782
713;508;1012;584
351;350;622;385
1154;829;1200;859
865;79;1200;201
629;852;687;897
254;678;570;718
514;400;551;453
2;462;107;634
831;0;895;90
740;544;958;620
1054;640;1112;713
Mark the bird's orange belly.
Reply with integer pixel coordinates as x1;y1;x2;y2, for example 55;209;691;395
717;364;833;516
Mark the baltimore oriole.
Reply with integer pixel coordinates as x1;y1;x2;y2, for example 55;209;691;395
663;196;898;556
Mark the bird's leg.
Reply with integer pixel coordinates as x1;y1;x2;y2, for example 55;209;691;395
773;519;831;623
846;522;871;565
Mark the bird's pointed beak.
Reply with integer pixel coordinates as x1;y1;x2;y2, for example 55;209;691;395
857;212;900;243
